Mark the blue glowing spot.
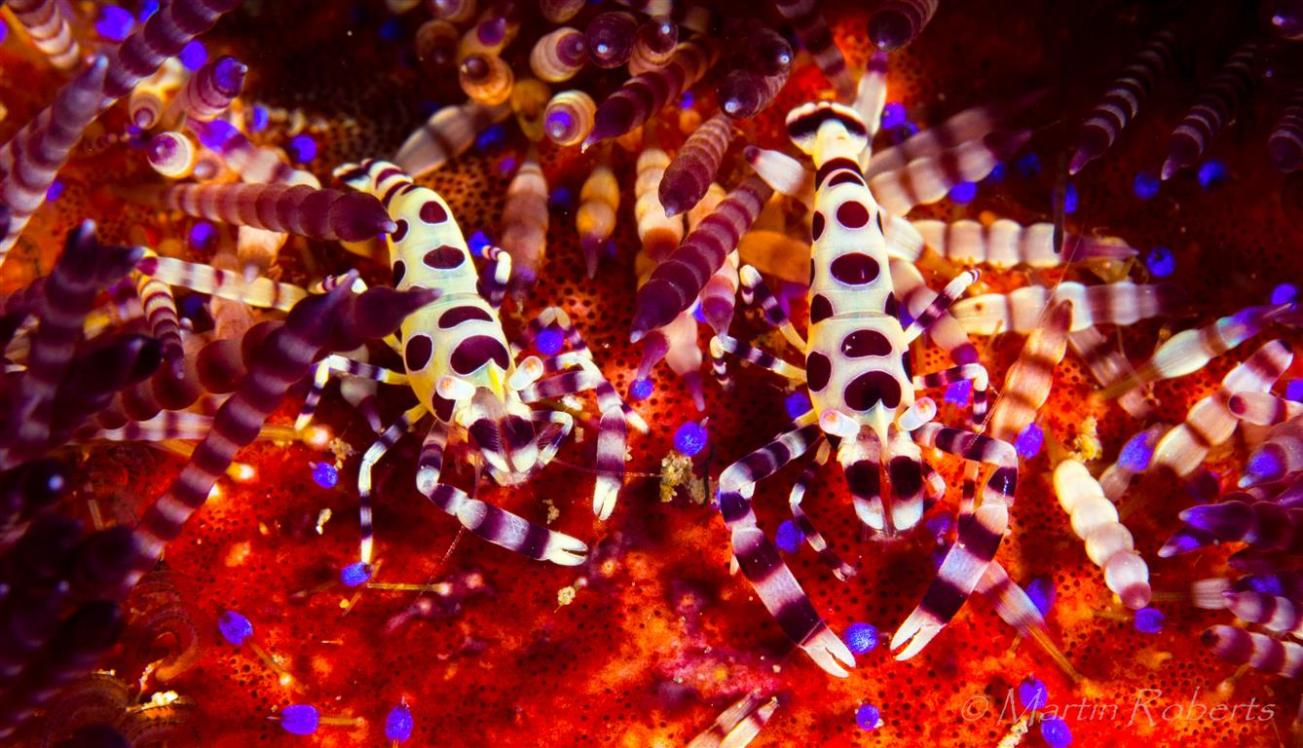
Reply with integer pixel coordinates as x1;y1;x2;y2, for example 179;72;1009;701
1026;576;1055;617
189;221;216;249
46;180;65;202
179;40;207;71
1013;152;1041;178
949;181;977;204
629;378;654;401
379;18;403;40
385;704;414;742
248;104;270;133
692;301;707;324
944;380;972;407
340;561;370;588
931;547;946;568
880;102;907;130
673;421;708;457
1040;715;1072;748
855;703;881;731
1270;283;1298;306
194;118;238;151
1132;171;1160;200
287;134;317;163
96;5;135;41
985;163;1007;183
679;90;695;109
217;610;254;646
1247;450;1283;482
1248;575;1285;596
843;622;879;655
138;0;159;21
1119;431;1156;471
775;520;804;554
475;124;506;152
1063;183;1079;214
536;328;564;356
0;20;6;43
1197;159;1229;190
1145;245;1175;278
925;515;951;543
1286;379;1303;403
784;391;812;419
1134;606;1164;634
280;705;320;736
550;186;574;212
467;230;491;257
890;121;919;144
498;155;517;175
1018;676;1048;710
311;462;338;489
545;111;574;140
1015;423;1044;458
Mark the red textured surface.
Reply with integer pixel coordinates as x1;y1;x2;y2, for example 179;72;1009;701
4;1;1303;746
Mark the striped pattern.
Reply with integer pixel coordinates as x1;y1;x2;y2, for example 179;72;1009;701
914;219;1137;269
686;691;779;748
711;335;806;381
868;0;939;51
1151;339;1294;478
1268;85;1303;173
772;0;852;100
7;0;80;70
426;483;587;564
136;272;185;377
1202;626;1303;678
890;257;979;365
866;98;1018;178
913;362;989;421
1240;417;1302;487
542;89;595;147
458;53;515;106
1053;460;1151;609
0;224;141;468
296;353;408;431
975;560;1044;633
414;420;450;497
1067;327;1155;419
394;100;511;178
593;409;628;520
868;129;1030;214
743;146;815;206
1103;303;1284;400
0;57;107;269
738;265;805;348
1177;497;1303;550
577;162;619;277
129;282;359;586
700;249;739;336
788;442;855;580
165;55;247;122
501;152;549;294
634;145;685;272
902;269;978;343
477;245;512;308
530;27;588;82
146;131;198;178
856;53;890;139
145;182;395;243
1224;591;1303;637
953;280;1182;335
87;411;214;442
986;300;1071;440
136;250;309;312
716;65;789;121
629;18;678;75
1070;29;1177;174
632;176;773;339
584;39;717;147
127;59;185;130
102;0;240;101
660;113;737;217
189;118;317;187
1161;42;1263;180
1229;392;1303;426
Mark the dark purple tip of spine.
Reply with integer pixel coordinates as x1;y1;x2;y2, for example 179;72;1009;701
1180;501;1254;540
477;16;507;45
701;296;734;335
630;280;681;341
558;33;587;65
330;192;398;242
868;9;914;50
211;56;248;97
588;97;636;146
